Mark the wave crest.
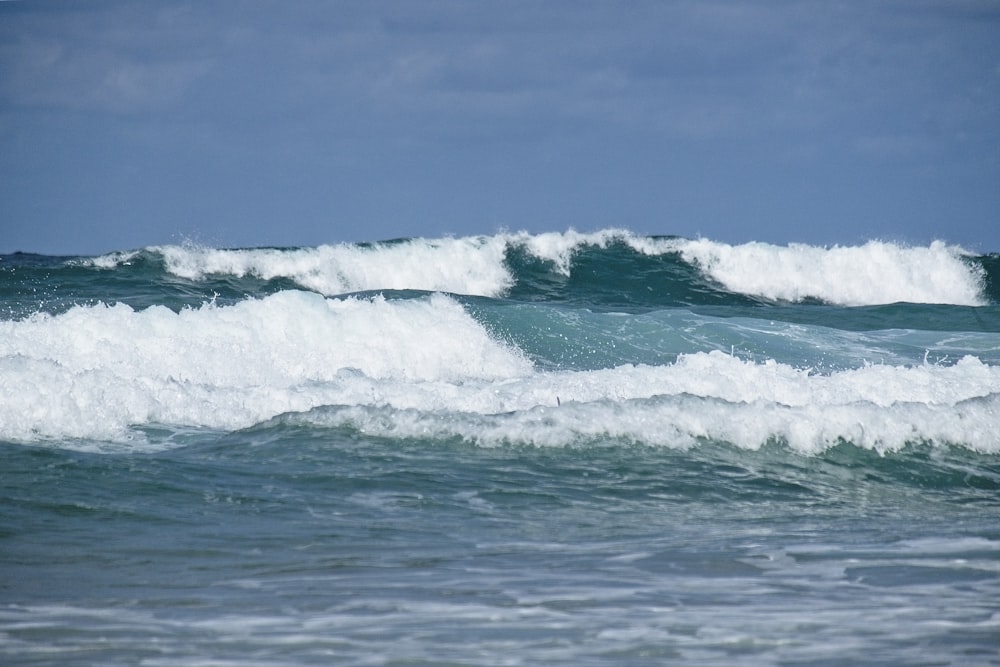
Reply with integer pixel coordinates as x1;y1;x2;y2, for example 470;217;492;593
673;238;986;306
81;231;989;306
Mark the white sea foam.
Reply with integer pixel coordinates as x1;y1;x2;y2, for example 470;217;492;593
302;390;1000;456
0;291;530;443
291;354;1000;455
506;228;640;275
83;249;142;269
670;238;986;306
155;237;514;297
85;231;986;306
1;292;998;452
83;230;636;294
442;231;987;306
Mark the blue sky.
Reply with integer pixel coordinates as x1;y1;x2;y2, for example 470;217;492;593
2;0;998;255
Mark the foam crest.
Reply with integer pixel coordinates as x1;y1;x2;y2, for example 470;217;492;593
298;391;1000;455
152;237;514;296
0;291;531;443
82;232;988;307
80;249;142;269
673;239;986;306
6;313;997;451
86;229;668;291
289;351;1000;453
505;228;684;275
506;228;630;274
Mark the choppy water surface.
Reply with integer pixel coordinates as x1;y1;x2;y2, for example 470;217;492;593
2;230;999;665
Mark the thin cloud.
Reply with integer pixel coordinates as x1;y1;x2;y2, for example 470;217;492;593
3;0;994;146
0;4;211;114
0;0;997;253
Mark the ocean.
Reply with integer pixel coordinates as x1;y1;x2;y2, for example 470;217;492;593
1;229;998;665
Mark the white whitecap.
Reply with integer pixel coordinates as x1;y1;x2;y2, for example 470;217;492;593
670;238;986;306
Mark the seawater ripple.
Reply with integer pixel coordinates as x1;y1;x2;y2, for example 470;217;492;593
1;436;997;665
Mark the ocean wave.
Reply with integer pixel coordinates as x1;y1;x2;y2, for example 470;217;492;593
105;237;514;298
278;390;1000;456
76;230;991;307
672;238;987;307
0;290;529;442
2;286;998;452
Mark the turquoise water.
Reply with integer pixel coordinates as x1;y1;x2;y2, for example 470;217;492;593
2;230;999;665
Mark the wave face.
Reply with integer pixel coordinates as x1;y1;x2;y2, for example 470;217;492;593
2;229;998;451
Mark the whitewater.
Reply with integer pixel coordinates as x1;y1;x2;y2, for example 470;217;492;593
2;229;999;665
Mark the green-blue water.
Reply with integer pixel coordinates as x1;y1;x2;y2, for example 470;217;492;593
2;230;999;665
